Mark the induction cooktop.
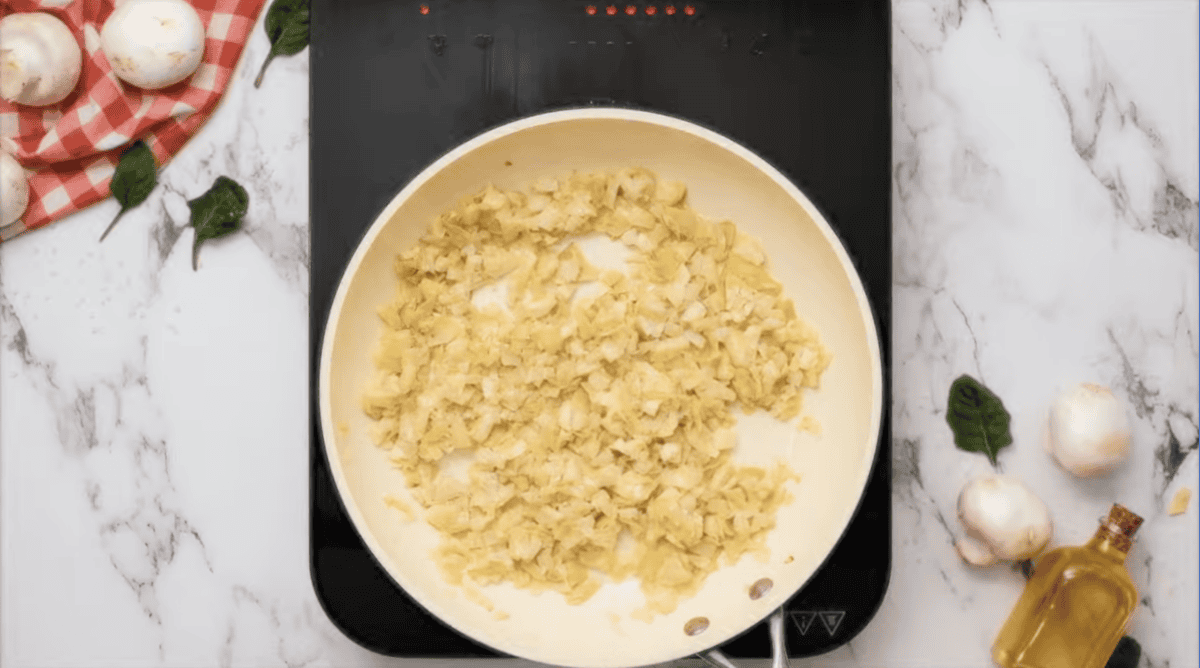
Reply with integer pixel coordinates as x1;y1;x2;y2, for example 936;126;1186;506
309;0;891;659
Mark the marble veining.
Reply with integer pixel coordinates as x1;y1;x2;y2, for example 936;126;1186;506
2;1;1196;667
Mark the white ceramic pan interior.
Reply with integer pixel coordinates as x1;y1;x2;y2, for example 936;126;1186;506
319;108;883;667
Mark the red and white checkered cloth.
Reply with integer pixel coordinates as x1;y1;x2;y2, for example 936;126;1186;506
0;0;267;243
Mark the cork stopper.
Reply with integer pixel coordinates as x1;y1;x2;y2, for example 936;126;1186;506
1099;504;1143;552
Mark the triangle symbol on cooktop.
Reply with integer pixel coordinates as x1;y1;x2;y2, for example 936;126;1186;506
820;610;846;636
790;611;817;636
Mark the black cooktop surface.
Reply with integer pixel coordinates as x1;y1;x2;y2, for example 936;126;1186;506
310;0;891;659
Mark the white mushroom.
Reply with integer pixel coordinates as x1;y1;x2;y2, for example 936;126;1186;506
1046;383;1132;477
1;151;30;226
100;0;206;90
955;475;1052;567
0;12;83;107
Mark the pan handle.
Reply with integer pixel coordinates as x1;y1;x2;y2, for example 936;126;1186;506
699;608;789;668
769;608;789;668
702;649;740;668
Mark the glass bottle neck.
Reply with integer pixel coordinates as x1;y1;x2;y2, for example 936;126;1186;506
1086;526;1132;562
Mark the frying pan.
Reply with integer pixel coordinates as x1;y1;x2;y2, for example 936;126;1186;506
318;108;883;667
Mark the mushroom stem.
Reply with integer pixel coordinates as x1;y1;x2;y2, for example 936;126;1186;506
955;535;998;567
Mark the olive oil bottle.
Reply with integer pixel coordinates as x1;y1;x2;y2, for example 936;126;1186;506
992;504;1143;668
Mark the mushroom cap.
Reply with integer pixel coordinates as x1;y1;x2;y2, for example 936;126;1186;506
1;151;30;226
100;0;206;90
1048;383;1132;477
0;12;84;106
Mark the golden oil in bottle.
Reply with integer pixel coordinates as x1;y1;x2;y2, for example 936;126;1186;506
992;504;1143;668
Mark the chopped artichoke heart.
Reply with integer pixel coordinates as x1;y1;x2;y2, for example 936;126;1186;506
363;167;830;617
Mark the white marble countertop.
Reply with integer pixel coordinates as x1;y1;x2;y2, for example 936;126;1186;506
1;1;1196;667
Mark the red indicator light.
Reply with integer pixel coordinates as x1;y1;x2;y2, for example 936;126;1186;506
665;5;676;15
625;4;636;15
606;5;617;15
419;4;429;14
683;4;694;15
645;5;656;14
586;4;597;14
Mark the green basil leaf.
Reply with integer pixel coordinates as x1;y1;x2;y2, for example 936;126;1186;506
255;0;309;88
945;374;1012;466
270;7;309;56
100;140;157;241
187;176;249;270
